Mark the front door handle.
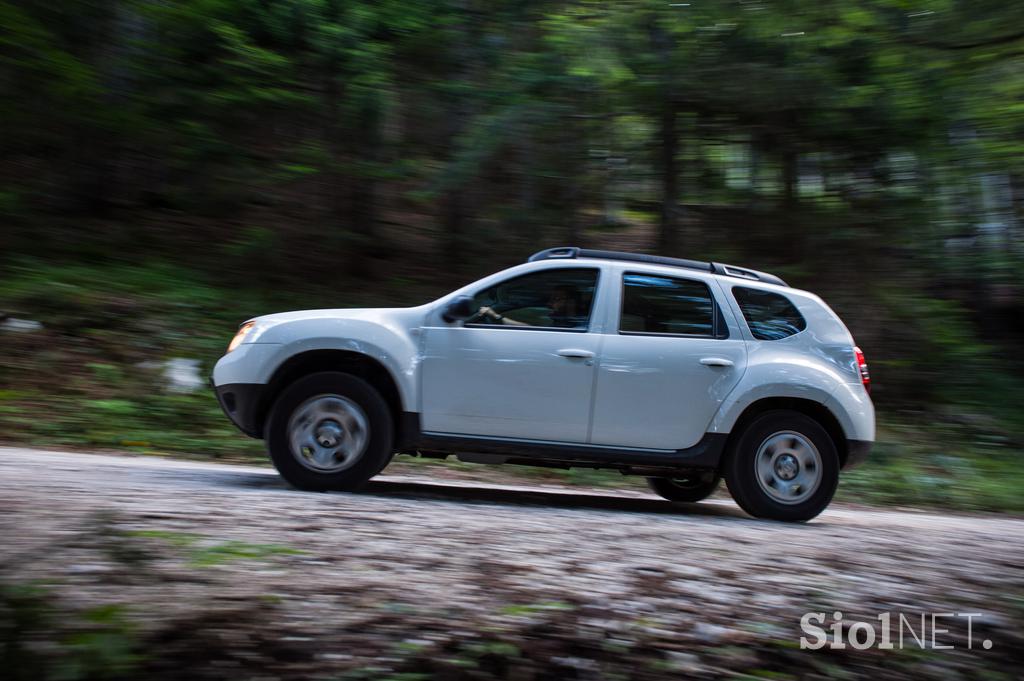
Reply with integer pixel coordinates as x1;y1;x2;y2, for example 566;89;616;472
700;357;735;368
557;348;595;359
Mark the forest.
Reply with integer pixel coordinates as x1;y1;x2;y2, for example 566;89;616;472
2;0;1024;509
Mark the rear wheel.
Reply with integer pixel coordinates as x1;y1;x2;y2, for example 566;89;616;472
646;473;720;503
265;372;393;492
723;410;839;522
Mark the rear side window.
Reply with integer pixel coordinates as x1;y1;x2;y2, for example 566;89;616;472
733;286;806;340
620;273;722;337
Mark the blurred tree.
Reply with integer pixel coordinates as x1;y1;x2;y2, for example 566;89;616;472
1;0;1023;415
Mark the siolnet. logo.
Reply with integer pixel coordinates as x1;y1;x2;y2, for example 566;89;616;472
800;611;993;651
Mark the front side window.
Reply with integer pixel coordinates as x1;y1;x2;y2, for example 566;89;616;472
466;268;599;331
733;286;806;340
619;273;717;337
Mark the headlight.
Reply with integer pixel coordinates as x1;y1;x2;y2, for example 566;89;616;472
227;322;255;353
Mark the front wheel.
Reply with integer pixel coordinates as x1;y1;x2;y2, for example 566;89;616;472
646;473;720;503
265;372;394;492
723;410;839;522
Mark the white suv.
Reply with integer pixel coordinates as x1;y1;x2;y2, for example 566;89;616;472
213;247;873;521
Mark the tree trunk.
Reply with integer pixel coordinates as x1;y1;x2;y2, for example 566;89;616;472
348;98;382;273
1010;173;1023;258
441;4;477;274
747;134;762;207
565;181;581;246
782;148;798;213
519;122;539;247
657;103;679;253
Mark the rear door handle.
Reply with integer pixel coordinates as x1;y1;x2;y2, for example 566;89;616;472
557;348;595;359
700;357;734;368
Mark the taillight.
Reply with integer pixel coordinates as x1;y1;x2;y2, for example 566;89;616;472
854;346;870;393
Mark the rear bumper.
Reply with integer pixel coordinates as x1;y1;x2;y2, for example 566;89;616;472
212;381;266;438
843;439;872;470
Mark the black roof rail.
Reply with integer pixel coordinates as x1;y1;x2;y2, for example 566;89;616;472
527;246;788;287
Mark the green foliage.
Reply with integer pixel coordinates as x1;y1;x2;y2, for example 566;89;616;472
498;601;573;616
126;530;200;548
0;582;52;681
0;582;141;681
838;419;1024;512
59;605;141;681
464;640;521;659
187;540;304;568
125;529;304;567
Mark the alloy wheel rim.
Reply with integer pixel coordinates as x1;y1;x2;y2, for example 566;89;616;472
754;430;822;505
287;394;370;473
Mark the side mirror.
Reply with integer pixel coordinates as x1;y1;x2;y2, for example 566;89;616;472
442;295;476;323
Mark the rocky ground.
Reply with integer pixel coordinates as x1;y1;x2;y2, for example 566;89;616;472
1;447;1022;680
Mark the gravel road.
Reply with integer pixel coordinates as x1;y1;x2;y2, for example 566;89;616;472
1;447;1022;679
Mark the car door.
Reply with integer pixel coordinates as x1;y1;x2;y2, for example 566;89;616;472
420;266;603;442
589;271;746;450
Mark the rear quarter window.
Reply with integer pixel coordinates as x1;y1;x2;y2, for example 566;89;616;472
733;286;806;340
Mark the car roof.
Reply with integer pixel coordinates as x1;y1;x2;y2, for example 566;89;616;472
527;247;789;288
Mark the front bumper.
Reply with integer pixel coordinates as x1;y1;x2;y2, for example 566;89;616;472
212;381;267;438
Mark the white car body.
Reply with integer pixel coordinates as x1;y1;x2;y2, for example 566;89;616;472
213;247;873;523
214;257;873;458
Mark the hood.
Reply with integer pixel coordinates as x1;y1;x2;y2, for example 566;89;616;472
249;308;399;325
243;305;430;345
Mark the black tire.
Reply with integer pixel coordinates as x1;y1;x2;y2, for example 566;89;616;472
723;410;839;522
264;371;394;492
646;473;721;503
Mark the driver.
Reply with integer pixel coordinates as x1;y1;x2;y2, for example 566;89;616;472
478;285;584;329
